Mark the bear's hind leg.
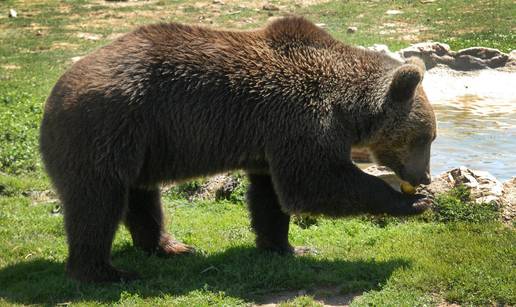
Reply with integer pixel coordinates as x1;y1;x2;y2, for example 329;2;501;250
125;187;194;255
63;179;138;283
247;174;301;254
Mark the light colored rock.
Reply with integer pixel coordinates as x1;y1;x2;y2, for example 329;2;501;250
420;167;504;203
509;50;516;61
368;44;403;61
71;56;83;63
346;26;357;33
315;23;326;28
368;44;390;53
501;177;516;223
454;47;509;70
262;4;279;11
397;42;512;70
166;173;241;201
386;9;403;15
8;8;17;18
398;42;451;69
364;165;514;224
77;32;102;41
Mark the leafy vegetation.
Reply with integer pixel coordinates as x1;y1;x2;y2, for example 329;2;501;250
434;185;500;223
0;0;514;306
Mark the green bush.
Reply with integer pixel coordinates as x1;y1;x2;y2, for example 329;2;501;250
434;185;499;223
164;178;207;199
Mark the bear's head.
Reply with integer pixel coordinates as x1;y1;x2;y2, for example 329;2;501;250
369;57;437;186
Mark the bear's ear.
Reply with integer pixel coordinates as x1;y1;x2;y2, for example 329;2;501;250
388;58;425;102
405;57;426;71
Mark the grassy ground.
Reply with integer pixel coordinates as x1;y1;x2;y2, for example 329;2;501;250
0;0;515;306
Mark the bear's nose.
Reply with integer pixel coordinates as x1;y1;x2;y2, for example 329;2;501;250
420;173;431;185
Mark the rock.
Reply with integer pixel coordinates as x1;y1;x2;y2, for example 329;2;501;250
262;4;279;11
23;189;58;205
509;50;516;61
315;23;326;29
212;0;224;4
363;165;514;224
368;44;403;61
457;47;503;60
456;47;509;69
425;168;516;225
71;56;83;63
386;9;403;15
368;44;390;53
507;50;516;69
8;8;17;18
214;175;241;200
500;178;516;223
347;26;357;33
171;173;241;201
397;42;511;70
419;166;507;208
398;42;452;69
452;54;489;70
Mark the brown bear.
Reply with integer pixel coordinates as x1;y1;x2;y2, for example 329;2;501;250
39;16;436;283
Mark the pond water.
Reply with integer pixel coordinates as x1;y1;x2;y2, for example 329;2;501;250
423;67;516;181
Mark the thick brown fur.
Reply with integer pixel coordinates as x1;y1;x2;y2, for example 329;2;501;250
40;16;436;282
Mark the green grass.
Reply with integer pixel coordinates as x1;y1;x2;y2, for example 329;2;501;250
302;0;515;53
0;0;515;305
0;178;514;306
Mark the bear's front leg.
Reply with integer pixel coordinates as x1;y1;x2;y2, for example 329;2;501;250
62;178;140;283
125;187;195;255
267;143;430;217
247;173;315;255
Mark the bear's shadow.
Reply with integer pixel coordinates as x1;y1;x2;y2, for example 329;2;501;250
0;246;410;305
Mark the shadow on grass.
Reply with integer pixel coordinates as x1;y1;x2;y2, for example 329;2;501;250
0;246;410;305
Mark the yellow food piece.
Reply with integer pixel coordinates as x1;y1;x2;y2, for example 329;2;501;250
400;182;416;195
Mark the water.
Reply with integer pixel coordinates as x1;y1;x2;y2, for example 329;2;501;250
423;68;516;181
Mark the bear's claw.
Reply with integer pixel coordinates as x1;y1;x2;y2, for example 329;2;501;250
159;234;196;255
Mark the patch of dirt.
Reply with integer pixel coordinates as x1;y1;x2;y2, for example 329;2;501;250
1;64;21;70
24;189;58;205
76;32;103;41
254;287;361;306
106;32;125;40
51;42;80;50
28;23;49;31
379;21;429;42
56;0;331;32
90;0;159;8
67;10;167;30
57;3;72;14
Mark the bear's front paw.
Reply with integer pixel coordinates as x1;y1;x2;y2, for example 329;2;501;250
393;194;432;216
158;234;196;255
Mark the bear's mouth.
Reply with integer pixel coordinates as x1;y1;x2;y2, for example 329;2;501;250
399;169;431;186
